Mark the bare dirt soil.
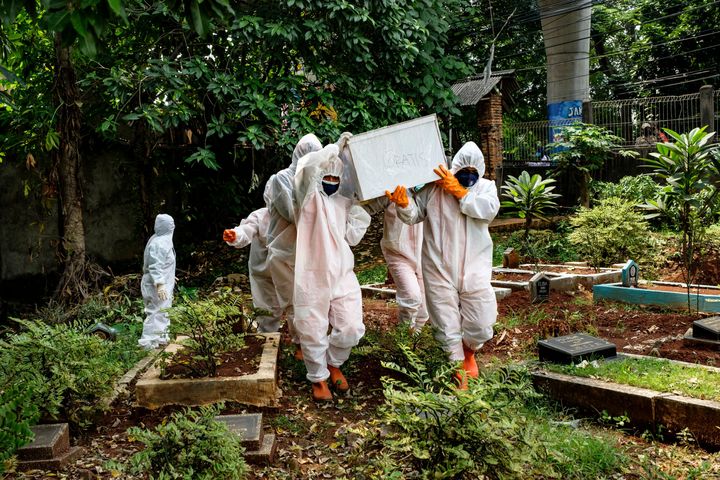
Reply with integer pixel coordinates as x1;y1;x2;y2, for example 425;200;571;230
161;334;265;379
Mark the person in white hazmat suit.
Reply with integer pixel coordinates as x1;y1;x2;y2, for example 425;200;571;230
138;214;176;350
387;142;499;389
363;197;429;333
265;134;323;359
293;143;371;401
222;184;283;332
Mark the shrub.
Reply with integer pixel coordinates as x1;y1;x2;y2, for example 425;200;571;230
126;404;247;480
591;175;661;204
166;290;251;377
380;345;548;479
569;198;653;268
0;319;124;428
494;222;579;265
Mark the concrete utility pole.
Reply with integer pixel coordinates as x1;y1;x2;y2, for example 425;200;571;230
539;0;591;133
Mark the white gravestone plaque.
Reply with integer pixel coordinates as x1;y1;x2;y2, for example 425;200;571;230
346;115;446;201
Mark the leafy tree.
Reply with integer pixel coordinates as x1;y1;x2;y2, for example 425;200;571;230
642;127;719;312
0;0;231;300
549;123;637;208
501;170;560;241
81;0;471;231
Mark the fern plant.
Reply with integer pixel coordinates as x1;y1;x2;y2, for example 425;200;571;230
125;404;247;480
379;345;549;479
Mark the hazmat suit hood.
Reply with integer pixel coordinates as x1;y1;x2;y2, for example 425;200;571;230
451;141;485;177
153;214;175;236
290;134;323;173
294;144;342;207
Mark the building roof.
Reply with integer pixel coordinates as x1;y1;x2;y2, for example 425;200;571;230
451;70;519;108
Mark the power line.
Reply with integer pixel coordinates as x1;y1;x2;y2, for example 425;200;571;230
494;0;720;62
511;29;720;73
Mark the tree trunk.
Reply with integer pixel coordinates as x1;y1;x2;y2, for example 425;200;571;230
52;33;88;301
579;170;591;208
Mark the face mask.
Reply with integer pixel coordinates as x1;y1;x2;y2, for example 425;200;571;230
455;170;479;188
322;180;340;196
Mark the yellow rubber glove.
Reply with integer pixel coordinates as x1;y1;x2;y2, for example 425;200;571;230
385;185;409;208
223;229;236;243
433;164;468;200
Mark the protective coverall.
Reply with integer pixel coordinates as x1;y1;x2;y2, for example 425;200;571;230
265;134;323;343
224;184;283;332
139;214;176;349
293;144;371;391
364;198;429;332
394;142;499;363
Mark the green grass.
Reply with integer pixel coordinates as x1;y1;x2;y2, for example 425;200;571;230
496;307;549;331
546;356;720;401
356;263;388;285
539;421;628;479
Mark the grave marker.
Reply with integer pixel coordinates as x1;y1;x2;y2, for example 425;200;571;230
538;333;617;364
215;414;263;451
692;316;720;342
17;423;82;470
502;248;520;269
621;260;639;287
529;272;551;303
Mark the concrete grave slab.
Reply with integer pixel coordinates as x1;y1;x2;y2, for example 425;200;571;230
532;370;657;426
136;333;281;409
245;433;278;465
534;354;720;449
360;283;513;301
593;281;720;313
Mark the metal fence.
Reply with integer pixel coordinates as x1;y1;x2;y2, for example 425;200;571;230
503;88;715;165
716;89;720;134
593;94;702;146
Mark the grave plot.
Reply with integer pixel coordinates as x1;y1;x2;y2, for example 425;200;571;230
518;262;622;288
360;282;512;301
533;338;720;449
136;333;281;409
593;260;720;313
491;268;575;292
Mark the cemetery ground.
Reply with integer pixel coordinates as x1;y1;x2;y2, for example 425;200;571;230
6;222;720;480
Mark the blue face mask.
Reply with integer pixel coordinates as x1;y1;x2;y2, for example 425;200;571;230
455;169;479;188
322;180;340;196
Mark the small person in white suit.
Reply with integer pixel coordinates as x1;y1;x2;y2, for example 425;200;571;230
138;214;176;350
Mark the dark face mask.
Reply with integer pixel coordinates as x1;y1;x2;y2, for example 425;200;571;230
455;169;479;188
322;181;340;196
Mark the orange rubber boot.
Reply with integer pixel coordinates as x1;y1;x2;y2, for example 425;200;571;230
328;366;349;392
454;368;469;390
311;381;333;402
463;344;479;379
294;345;304;361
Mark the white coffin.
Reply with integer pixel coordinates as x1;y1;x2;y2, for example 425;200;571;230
346;114;445;201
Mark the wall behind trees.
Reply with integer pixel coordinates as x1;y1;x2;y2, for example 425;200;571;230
0;147;144;300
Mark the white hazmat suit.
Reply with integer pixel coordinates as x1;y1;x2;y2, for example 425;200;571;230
364;198;429;332
397;142;499;361
138;214;176;350
225;185;283;332
293;144;371;383
266;134;323;343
